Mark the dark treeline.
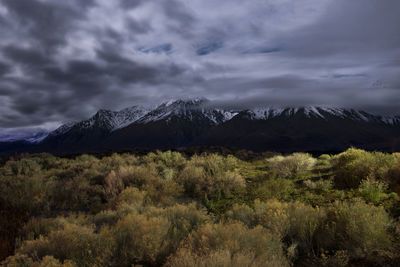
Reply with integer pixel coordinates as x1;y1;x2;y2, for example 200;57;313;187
1;149;400;266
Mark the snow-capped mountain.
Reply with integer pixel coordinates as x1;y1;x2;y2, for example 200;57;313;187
244;106;400;125
137;98;238;124
49;122;76;137
2;99;400;154
70;105;150;132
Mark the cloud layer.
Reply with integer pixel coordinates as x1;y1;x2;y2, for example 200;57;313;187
0;0;399;130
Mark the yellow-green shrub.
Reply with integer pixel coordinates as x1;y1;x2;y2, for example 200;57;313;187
18;222;114;267
317;200;393;263
268;153;316;179
112;213;170;266
332;149;395;189
165;222;289;267
176;156;245;198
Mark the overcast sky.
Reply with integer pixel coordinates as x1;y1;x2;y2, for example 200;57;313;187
0;0;399;132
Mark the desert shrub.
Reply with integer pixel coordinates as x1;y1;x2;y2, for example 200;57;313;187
2;158;42;176
112;213;170;266
225;204;255;227
17;217;63;246
386;162;400;195
165;249;285;267
316;200;393;264
268;153;316;179
253;178;295;201
114;166;183;205
332;148;395;189
176;157;245;198
143;151;187;169
117;187;146;206
358;178;390;204
51;175;105;213
146;203;209;259
116;165;157;187
103;170;124;201
115;187;148;216
316;154;332;166
92;209;120;228
1;253;35;267
165;222;289;267
310;250;349;267
0;173;56;215
254;199;325;257
142;177;183;205
18;222;115;267
1;253;76;267
304;179;333;192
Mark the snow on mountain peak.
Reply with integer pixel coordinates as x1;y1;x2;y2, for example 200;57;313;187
245;106;400;125
137;98;237;124
6;101;400;145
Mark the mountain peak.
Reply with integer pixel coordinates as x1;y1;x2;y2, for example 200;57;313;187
161;97;209;107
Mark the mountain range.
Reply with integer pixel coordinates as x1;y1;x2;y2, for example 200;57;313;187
1;98;400;155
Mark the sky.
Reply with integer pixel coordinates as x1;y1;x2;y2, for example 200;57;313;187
0;0;399;133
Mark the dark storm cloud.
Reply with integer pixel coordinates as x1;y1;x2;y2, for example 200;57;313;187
0;0;399;132
1;0;88;50
0;61;11;76
2;46;50;66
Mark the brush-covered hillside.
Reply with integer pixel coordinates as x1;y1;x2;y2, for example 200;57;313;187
1;149;400;266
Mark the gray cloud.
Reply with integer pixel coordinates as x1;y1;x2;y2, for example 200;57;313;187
0;0;399;132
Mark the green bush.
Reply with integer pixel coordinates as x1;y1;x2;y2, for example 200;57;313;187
268;153;316;179
358;178;389;204
316;200;394;264
176;156;245;198
253;178;295;201
18;222;115;267
304;179;333;192
165;222;289;267
1;150;400;266
112;213;170;266
332;148;395;189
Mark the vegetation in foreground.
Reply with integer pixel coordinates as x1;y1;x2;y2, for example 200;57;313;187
1;148;400;266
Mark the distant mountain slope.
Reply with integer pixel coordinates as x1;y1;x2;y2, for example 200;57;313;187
196;107;400;152
104;99;237;150
1;100;400;155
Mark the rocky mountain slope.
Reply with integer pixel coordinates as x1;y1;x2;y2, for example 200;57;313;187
1;99;400;154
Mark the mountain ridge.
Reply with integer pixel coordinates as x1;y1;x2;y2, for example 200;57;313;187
1;98;400;154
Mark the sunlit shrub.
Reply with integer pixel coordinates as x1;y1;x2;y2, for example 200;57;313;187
19;222;115;267
317;154;332;166
304;179;333;192
268;153;316;179
176;157;245;198
93;210;120;228
142;177;183;205
254;199;325;256
225;204;255;226
165;222;289;267
332;148;395;189
358;178;389;204
317;200;393;263
103;170;124;200
117;165;157;187
112;213;170;266
146;203;209;259
143;151;187;170
165;249;285;267
254;178;295;201
1;253;76;267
